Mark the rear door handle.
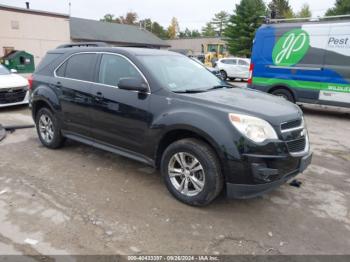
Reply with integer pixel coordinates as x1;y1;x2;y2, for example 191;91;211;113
55;81;62;89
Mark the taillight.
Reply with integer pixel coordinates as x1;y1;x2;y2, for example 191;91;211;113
247;63;254;85
28;75;33;90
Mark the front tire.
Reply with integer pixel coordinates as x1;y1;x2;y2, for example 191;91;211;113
220;70;227;80
271;88;295;103
161;138;223;206
35;107;64;149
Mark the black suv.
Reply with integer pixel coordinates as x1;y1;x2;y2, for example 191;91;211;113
29;43;312;206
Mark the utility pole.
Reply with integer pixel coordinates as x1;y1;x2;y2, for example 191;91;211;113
68;1;71;16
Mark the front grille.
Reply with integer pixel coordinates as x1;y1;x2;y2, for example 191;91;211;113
287;137;306;153
281;119;302;131
0;87;27;104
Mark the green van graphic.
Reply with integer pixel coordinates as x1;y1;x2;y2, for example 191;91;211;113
272;29;310;66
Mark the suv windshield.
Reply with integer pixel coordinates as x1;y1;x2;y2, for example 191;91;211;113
139;55;225;92
0;65;10;75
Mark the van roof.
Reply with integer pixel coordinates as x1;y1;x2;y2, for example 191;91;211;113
261;19;350;29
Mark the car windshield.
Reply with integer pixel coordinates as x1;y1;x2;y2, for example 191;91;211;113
0;65;10;75
139;55;225;92
191;57;205;66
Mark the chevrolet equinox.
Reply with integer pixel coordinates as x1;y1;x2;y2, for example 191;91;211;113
29;43;312;206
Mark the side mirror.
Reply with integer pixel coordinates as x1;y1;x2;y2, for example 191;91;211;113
118;77;149;93
10;69;17;73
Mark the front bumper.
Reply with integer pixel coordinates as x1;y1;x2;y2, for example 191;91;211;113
226;151;312;199
0;90;29;108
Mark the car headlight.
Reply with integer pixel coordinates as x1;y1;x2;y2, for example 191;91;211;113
229;113;278;143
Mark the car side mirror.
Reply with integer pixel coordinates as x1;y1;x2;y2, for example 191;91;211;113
10;69;17;73
118;77;149;93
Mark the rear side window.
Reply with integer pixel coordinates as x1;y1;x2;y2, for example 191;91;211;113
98;54;142;86
55;62;66;77
59;53;97;82
238;60;249;66
36;53;62;73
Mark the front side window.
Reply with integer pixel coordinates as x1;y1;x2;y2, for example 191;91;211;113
0;65;10;75
98;54;142;87
228;59;237;65
139;55;224;92
62;53;97;82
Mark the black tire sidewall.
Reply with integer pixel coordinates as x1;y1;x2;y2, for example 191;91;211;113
161;139;221;206
35;108;63;148
272;89;294;103
220;70;227;80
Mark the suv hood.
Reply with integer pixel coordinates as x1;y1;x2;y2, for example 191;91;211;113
0;74;29;89
180;88;302;125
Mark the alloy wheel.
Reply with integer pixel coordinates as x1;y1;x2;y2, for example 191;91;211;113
168;152;205;197
38;114;54;144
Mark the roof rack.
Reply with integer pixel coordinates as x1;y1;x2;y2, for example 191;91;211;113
56;42;109;49
264;14;350;24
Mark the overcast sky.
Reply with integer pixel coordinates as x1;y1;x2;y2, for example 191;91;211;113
0;0;335;30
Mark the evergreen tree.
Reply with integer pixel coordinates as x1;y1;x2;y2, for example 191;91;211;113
268;0;294;18
224;0;266;57
190;30;201;37
152;22;168;39
179;28;192;38
326;0;350;16
211;11;230;36
297;3;312;18
201;22;217;37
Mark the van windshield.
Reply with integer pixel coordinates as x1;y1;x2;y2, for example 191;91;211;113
139;55;225;92
0;65;10;75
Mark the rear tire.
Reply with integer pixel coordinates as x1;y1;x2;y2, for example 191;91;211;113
271;88;295;103
161;138;223;206
35;107;65;149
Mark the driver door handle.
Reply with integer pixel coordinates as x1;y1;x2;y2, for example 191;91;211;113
95;92;104;102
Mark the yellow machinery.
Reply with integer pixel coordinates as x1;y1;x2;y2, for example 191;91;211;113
202;43;228;67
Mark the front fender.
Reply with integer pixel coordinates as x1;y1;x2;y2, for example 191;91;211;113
150;108;241;163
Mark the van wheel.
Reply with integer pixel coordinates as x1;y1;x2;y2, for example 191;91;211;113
161;138;223;206
271;89;295;103
220;70;227;80
35;107;65;149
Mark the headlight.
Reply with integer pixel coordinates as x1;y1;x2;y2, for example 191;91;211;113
229;113;278;143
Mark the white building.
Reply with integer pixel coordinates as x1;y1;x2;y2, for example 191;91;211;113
0;4;70;65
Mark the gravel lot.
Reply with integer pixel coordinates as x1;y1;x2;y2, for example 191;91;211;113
0;100;349;256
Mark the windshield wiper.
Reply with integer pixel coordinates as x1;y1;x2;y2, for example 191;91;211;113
173;89;208;94
207;84;234;91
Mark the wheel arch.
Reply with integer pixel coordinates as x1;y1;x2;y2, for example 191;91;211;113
267;84;297;102
154;127;223;171
31;84;60;119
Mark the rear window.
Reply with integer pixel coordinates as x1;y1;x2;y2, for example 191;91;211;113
60;53;97;82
